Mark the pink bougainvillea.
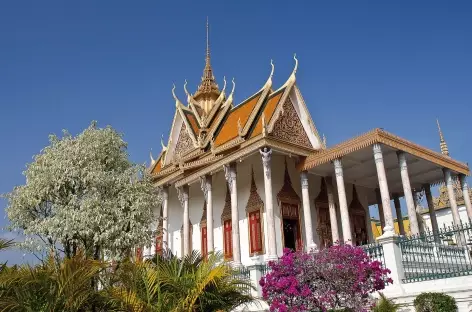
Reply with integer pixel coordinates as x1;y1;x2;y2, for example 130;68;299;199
260;245;392;312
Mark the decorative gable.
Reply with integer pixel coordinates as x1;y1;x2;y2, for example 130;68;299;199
270;97;311;148
277;159;301;205
221;185;231;221
246;168;264;213
174;124;194;158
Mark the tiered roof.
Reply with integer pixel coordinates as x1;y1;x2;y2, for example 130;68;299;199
149;31;324;187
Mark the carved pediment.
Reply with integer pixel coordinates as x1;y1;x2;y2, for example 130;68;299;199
270;97;311;148
174;124;194;158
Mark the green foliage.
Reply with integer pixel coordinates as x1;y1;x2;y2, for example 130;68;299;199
108;250;255;312
0;252;110;312
372;293;401;312
413;292;457;312
0;250;255;312
4;122;160;260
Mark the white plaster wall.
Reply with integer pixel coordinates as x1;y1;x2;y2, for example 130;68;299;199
422;205;469;231
163;154;376;263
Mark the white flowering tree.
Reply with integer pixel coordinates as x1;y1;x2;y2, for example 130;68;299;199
4;121;160;260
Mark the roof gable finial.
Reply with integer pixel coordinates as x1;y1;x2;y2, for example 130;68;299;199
436;119;449;156
206;16;210;67
193;17;220;111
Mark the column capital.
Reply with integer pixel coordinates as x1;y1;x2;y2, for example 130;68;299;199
176;185;189;208
443;168;453;186
373;143;384;163
223;163;237;189
260;147;272;179
333;158;343;177
160;185;169;200
199;175;212;200
300;171;309;189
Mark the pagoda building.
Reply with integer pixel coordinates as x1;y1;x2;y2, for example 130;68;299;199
147;22;472;267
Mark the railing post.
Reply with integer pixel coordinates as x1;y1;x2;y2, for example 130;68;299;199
377;234;405;285
249;265;263;297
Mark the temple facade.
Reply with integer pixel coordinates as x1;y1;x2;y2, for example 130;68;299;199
145;22;472;268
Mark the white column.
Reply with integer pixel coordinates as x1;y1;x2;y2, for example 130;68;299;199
333;159;352;244
424;184;439;235
325;177;340;244
393;194;405;236
397;151;420;236
162;186;169;249
300;170;317;251
177;185;190;257
224;162;241;266
200;175;214;253
459;174;472;219
260;148;278;260
372;144;394;236
444;169;461;225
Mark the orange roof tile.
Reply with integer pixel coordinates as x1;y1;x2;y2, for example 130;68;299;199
249;89;284;139
214;92;262;146
185;112;199;135
151;155;163;175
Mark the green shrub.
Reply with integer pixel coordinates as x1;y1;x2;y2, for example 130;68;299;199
413;292;457;312
372;293;401;312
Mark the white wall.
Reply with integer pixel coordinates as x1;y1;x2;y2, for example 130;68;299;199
422;205;469;231
161;153;372;265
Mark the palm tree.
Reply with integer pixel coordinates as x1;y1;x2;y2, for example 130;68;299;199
372;293;402;312
109;250;255;312
0;252;110;312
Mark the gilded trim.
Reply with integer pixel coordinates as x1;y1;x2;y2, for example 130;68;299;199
299;128;469;175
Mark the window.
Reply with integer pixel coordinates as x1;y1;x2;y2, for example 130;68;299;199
201;226;208;259
223;220;233;260
249;211;263;255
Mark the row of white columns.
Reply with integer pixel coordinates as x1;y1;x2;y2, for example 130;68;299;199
160;147;279;266
160;143;472;262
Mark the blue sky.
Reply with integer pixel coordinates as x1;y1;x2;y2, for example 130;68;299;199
1;1;471;264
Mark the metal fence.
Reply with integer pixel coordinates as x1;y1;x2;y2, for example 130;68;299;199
233;266;252;294
362;241;386;269
256;263;271;277
399;220;472;283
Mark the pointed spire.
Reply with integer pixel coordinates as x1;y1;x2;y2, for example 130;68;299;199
436;119;449;156
193;18;220;107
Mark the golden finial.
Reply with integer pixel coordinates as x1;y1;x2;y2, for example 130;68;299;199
270;59;275;78
206;16;210;65
436;119;449;156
